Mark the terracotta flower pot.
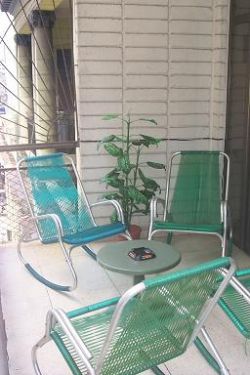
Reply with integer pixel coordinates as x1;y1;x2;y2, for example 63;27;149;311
111;224;142;241
129;224;142;239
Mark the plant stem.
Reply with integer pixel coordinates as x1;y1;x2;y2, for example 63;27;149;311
128;145;141;223
125;115;130;226
126;114;130;154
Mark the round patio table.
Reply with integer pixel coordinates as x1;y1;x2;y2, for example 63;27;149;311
97;239;181;285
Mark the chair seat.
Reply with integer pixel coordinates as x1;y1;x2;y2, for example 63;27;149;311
51;301;184;375
63;222;126;245
51;306;115;374
153;220;223;234
219;272;250;339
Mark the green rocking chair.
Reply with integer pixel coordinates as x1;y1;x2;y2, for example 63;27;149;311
17;153;131;292
148;151;232;256
32;257;235;375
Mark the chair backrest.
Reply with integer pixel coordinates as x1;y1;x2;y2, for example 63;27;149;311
97;257;234;375
165;151;229;225
17;153;94;243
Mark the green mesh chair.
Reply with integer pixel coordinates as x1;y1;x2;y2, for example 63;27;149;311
148;151;232;256
32;257;235;375
195;268;250;373
17;153;131;292
219;268;250;338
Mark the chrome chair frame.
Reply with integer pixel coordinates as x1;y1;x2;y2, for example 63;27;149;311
32;257;236;375
17;154;131;292
148;151;231;256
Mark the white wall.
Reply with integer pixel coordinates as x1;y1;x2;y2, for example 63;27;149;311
73;0;230;230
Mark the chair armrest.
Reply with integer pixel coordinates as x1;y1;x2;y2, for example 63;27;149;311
47;309;95;374
148;197;166;239
23;213;64;242
150;196;166;220
90;199;125;224
67;296;120;319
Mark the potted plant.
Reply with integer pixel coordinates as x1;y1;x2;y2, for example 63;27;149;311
98;114;165;238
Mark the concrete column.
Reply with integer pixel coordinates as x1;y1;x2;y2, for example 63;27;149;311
14;34;33;144
29;10;56;148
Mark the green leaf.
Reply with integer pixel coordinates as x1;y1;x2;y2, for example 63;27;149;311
138;118;158;125
101;135;124;144
138;168;147;184
118;184;126;196
132;138;156;147
105;168;119;177
102;114;120;120
104;143;123;157
101;135;117;143
118;154;132;174
147;161;166;169
97;135;116;150
140;189;155;200
140;135;162;146
144;178;160;192
127;186;148;204
131;139;144;146
102;174;124;189
138;169;160;192
111;210;118;223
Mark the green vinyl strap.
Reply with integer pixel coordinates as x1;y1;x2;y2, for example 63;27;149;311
51;331;82;375
25;263;71;292
67;297;120;319
194;337;221;374
169;152;221;226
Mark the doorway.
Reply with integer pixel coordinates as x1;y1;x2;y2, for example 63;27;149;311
226;1;250;253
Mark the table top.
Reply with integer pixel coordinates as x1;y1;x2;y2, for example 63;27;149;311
97;239;181;276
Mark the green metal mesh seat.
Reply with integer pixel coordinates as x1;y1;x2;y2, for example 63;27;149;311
148;151;232;256
195;268;250;373
17;153;131;291
26;153;95;243
32;257;235;375
219;268;250;339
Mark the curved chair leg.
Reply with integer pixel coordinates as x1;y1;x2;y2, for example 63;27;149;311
79;244;97;260
78;230;132;260
32;335;50;375
17;232;77;292
32;309;57;375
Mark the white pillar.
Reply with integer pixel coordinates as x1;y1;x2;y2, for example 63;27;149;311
14;34;33;144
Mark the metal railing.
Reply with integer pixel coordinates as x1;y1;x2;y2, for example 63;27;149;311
0;164;26;242
0;145;77;243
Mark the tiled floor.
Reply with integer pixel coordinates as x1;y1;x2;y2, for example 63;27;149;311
0;234;250;374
